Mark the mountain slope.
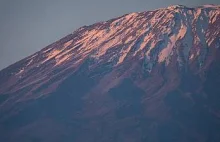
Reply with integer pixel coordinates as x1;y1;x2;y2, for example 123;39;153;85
0;5;220;142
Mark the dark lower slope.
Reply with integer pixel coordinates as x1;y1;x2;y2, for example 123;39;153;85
0;47;220;142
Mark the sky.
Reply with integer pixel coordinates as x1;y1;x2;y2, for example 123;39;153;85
0;0;219;70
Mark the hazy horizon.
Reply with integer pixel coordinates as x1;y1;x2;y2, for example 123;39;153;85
0;0;219;70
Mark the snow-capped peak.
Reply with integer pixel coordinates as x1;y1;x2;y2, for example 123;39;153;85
0;4;219;95
167;5;189;10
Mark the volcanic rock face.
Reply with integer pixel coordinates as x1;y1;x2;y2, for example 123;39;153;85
0;5;220;142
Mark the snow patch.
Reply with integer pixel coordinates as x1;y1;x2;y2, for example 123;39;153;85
55;54;71;66
16;69;24;75
63;40;73;48
43;48;52;53
158;35;176;64
42;50;62;63
26;59;33;66
189;54;194;60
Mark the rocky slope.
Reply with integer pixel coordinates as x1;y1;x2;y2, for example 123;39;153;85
0;4;220;142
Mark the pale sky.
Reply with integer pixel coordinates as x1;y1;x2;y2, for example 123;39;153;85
0;0;219;70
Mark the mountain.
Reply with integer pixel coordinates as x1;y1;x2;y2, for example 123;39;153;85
0;4;220;142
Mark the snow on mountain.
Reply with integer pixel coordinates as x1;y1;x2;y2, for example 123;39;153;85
1;5;219;95
0;5;219;142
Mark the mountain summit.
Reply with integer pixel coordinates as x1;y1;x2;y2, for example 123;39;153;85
0;5;220;142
